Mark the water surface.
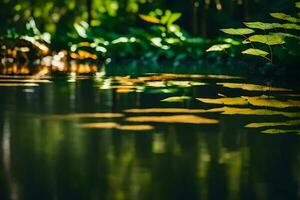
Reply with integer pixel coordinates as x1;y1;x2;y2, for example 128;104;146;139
0;70;299;200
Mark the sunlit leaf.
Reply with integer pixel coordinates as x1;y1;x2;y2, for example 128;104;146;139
247;34;285;45
126;115;219;124
261;129;300;134
161;10;172;24
168;13;182;25
74;23;87;38
244;22;282;30
296;2;300;9
270;32;300;40
161;96;191;102
245;120;300;128
220;28;255;35
206;44;231;52
270;13;299;23
21;36;49;53
282;23;300;30
242;48;269;57
218;83;292;92
150;37;169;49
139;14;160;23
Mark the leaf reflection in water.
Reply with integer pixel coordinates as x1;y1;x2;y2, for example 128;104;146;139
197;96;300;108
125;108;207;113
196;97;249;106
0;79;51;83
0;83;38;87
78;122;154;131
45;113;124;120
245;120;300;128
126;115;219;124
243;96;300;108
207;107;300;118
78;122;119;129
218;83;292;92
261;129;300;134
161;96;191;102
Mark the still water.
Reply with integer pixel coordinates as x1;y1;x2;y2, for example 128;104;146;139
0;68;299;200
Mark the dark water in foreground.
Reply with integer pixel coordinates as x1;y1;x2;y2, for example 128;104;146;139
0;71;299;200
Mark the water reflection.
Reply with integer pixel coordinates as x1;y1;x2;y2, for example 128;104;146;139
0;72;299;200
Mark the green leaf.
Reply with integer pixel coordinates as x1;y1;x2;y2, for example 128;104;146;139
282;23;300;30
220;28;255;35
139;14;160;24
161;96;191;102
242;48;269;57
168;13;182;25
247;34;285;45
161;10;172;24
270;32;300;40
270;13;299;23
244;22;282;30
295;2;300;9
206;44;231;52
74;23;87;38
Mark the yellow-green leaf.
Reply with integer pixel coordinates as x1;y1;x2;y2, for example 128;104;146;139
270;32;300;40
242;48;269;57
220;28;255;35
244;22;282;30
168;13;182;25
296;2;300;9
206;44;231;52
270;13;299;23
282;23;300;30
247;34;285;45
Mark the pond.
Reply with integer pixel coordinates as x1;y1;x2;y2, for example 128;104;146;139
0;65;299;200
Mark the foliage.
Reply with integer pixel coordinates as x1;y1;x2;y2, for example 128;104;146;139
1;9;213;67
207;2;300;64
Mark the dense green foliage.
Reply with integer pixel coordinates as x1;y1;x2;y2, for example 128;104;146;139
207;2;300;66
0;0;299;73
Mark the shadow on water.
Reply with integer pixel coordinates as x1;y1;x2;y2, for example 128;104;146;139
0;63;299;200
